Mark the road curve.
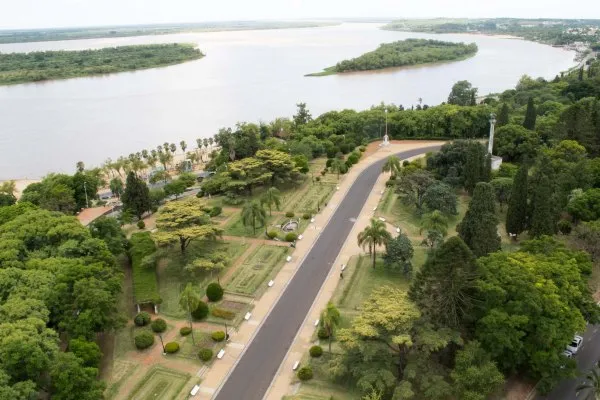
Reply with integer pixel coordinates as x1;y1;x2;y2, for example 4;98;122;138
213;145;441;400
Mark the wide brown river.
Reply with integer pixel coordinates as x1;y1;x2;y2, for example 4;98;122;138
0;23;575;179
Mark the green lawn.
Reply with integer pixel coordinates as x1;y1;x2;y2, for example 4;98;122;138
225;245;289;296
283;183;336;214
175;330;215;361
125;365;190;400
114;324;156;359
157;240;248;319
222;212;276;238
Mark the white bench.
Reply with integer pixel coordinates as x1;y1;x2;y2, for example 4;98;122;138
314;319;319;326
286;256;292;262
190;385;200;396
268;280;274;287
217;349;225;359
292;361;300;370
297;234;303;240
379;217;386;222
244;312;252;321
341;264;347;271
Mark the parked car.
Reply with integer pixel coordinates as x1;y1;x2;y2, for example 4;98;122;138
566;335;584;354
562;350;573;358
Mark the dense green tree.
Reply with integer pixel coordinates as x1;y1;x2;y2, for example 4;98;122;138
260;187;281;216
50;352;105;400
121;171;152;220
422;181;458;214
568;188;600;222
505;164;529;237
358;219;392;268
448;80;478;106
529;174;557;238
71;169;102;210
241;200;267;235
523;97;537;130
109;177;124;199
383;232;413;275
450;341;504;400
396;169;436;212
0;181;16;207
330;158;346;180
88;216;127;255
68;337;102;368
410;236;479;328
497;103;510;127
494;124;540;162
154;198;222;253
490;177;513;210
0;369;36;400
457;182;500;257
320;301;341;353
293;103;312;127
420;210;449;237
163;179;187;199
463;142;489;194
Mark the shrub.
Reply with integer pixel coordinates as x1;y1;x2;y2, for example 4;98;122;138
321;170;327;176
164;342;180;354
209;206;222;217
317;327;330;339
191;301;209;320
285;232;298;242
297;366;313;381
137;220;145;229
326;158;333;168
315;177;321;182
134;312;151;327
198;348;213;361
558;219;573;235
359;146;366;152
285;211;295;218
180;326;192;336
385;178;396;187
134;331;154;350
196;191;204;198
302;213;311;220
309;345;323;358
211;331;226;342
151;318;167;333
211;307;236;320
206;282;224;302
267;230;279;239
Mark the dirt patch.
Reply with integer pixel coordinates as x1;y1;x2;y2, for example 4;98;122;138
220;300;247;311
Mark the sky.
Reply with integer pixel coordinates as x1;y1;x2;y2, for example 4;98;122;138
1;0;599;30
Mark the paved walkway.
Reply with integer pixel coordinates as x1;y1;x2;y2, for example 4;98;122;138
188;141;443;399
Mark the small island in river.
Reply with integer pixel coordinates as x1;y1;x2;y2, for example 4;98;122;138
307;39;478;76
0;43;204;85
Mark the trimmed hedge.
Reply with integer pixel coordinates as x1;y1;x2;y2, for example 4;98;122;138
317;327;330;339
309;345;323;358
302;213;311;220
211;307;236;320
164;342;180;354
134;331;154;350
191;301;209;320
209;206;222;217
297;366;313;381
151;318;167;333
206;283;224;302
180;326;192;336
267;230;279;239
198;348;213;361
285;211;295;218
129;232;159;304
134;312;151;327
285;232;298;242
211;331;226;342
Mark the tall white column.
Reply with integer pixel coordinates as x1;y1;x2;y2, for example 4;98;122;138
488;113;497;155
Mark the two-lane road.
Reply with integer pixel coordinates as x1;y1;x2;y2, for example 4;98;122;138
213;145;441;400
540;324;600;400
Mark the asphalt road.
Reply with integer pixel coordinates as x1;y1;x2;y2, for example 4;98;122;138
540;323;600;400
213;146;441;400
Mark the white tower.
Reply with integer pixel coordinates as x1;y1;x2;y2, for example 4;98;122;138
488;113;496;155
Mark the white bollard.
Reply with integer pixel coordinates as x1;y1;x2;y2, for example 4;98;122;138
244;312;252;321
217;349;225;359
268;280;274;287
314;319;319;326
286;255;292;262
292;361;300;370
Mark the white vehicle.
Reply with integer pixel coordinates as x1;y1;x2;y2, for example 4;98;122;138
566;335;584;354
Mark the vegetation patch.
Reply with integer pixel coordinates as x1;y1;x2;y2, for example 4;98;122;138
177;330;215;360
225;245;289;295
283;183;335;214
129;232;160;305
125;365;190;400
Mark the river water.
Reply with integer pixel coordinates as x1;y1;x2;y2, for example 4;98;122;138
0;23;576;179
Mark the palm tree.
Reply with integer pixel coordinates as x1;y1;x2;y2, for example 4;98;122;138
261;187;281;216
320;301;341;353
330;158;345;180
242;200;267;235
76;161;85;173
179;283;200;345
203;138;209;149
577;362;600;399
209;137;214;148
180;140;187;153
169;143;177;154
420;210;449;237
357;219;392;268
163;142;170;153
382;156;401;176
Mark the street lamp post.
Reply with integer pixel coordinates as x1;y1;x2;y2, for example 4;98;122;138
488;113;497;155
224;322;229;341
385;109;388;138
158;333;166;355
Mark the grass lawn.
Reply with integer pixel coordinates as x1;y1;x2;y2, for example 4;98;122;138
114;324;156;359
175;329;215;361
226;245;289;296
157;240;249;319
283;183;336;214
104;360;138;400
206;299;252;327
125;365;190;400
222;212;276;238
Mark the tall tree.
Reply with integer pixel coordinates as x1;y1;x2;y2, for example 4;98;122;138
529;173;556;237
179;283;200;345
490;177;513;211
396;169;435;212
330;158;345;180
420;210;449;237
320;301;341;353
505;164;528;237
383;232;413;276
260;187;281;216
451;341;504;400
523;97;537;130
293;102;312;127
463;142;488;194
497;103;510;127
109;177;123;199
121;171;152;220
457;182;501;257
410;236;479;328
382;156;401;176
180;140;187;153
241;200;267;235
50;352;105;400
448;80;478;106
422;182;458;215
357;219;392;268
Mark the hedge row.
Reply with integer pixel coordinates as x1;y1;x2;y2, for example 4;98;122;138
129;232;160;304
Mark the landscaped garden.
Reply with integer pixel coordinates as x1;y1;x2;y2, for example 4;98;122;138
126;366;191;400
225;245;289;296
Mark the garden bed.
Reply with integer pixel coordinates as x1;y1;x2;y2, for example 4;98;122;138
225;245;289;296
126;365;190;400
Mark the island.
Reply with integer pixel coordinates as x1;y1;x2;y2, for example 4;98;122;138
0;43;203;85
306;39;478;76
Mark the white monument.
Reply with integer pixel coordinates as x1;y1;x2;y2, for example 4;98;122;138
382;109;390;146
487;113;503;170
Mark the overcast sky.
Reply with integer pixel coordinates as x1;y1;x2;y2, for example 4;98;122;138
1;0;599;30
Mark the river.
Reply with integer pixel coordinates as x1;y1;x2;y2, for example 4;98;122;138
0;23;576;180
